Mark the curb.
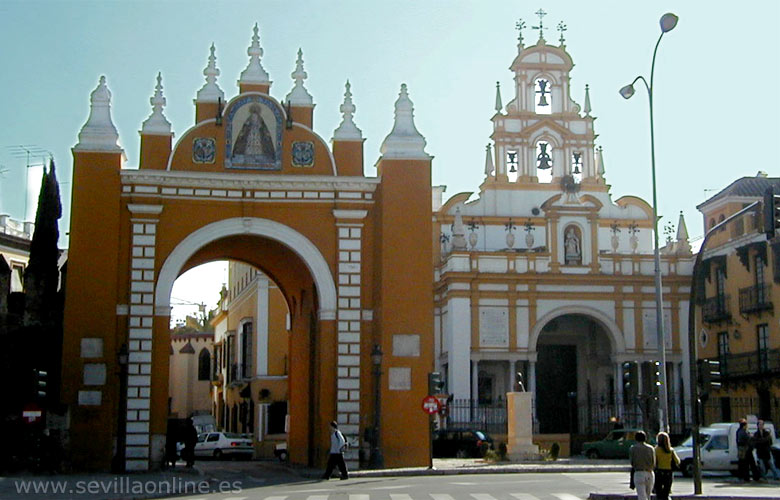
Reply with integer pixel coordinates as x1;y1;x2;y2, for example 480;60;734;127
589;495;778;500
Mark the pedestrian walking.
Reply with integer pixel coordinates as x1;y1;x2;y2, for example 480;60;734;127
654;432;680;500
736;418;760;481
183;418;198;468
629;430;655;500
321;421;349;480
753;420;780;480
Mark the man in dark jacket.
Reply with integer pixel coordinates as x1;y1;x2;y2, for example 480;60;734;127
753;420;780;480
183;418;198;468
736;418;760;481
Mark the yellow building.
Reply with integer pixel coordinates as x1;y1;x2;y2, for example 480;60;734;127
433;25;696;438
695;173;780;423
168;329;213;419
210;263;291;458
61;25;433;471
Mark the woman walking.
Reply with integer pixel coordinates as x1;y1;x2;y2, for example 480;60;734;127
654;432;680;500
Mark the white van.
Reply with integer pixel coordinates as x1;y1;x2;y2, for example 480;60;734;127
677;420;778;476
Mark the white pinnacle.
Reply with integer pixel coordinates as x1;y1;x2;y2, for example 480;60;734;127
597;146;605;176
238;23;270;86
451;207;468;250
333;80;362;140
286;48;313;106
584;84;592;116
75;75;122;152
141;72;172;135
379;84;430;160
495;82;503;113
484;144;494;176
196;43;224;102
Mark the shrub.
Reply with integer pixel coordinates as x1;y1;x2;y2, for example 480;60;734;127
550;442;560;461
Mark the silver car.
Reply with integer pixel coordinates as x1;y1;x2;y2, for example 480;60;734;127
194;432;253;459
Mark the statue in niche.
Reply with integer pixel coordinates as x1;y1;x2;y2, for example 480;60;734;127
233;103;275;162
564;227;581;265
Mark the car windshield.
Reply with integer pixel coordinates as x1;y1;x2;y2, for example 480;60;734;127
224;433;244;439
475;431;487;440
680;433;711;448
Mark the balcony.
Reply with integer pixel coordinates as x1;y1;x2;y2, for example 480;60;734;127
702;294;731;323
738;283;773;314
707;349;780;380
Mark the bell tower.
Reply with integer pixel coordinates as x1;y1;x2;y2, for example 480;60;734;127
486;9;604;192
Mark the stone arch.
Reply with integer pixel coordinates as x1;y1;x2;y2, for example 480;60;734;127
529;305;626;354
155;217;337;319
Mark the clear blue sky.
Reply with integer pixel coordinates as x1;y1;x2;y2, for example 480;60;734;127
1;1;778;293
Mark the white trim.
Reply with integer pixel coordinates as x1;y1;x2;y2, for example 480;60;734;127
127;204;163;215
333;209;368;220
155;218;337;317
528;305;627;354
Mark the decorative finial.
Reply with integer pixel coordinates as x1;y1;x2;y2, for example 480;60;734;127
451;207;468;250
379;83;430;159
515;18;526;49
238;23;271;86
484;144;494;176
557;21;567;45
75;75;122;152
584;84;592;116
333;80;363;140
286;48;313;106
597;145;605;176
141;72;172;135
532;8;547;41
197;43;224;102
494;82;503;113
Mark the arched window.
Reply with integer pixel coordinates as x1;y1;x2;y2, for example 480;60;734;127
198;348;211;381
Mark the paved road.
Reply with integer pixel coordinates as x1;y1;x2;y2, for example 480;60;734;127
148;470;780;500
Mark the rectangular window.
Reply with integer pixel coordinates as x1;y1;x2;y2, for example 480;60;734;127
241;322;253;379
755;255;767;304
757;324;769;372
716;268;727;313
11;263;24;292
717;331;729;376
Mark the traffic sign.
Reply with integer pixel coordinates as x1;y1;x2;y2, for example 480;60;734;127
23;403;43;424
422;395;441;415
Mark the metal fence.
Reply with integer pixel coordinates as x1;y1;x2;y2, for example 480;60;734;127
445;399;508;435
702;396;780;425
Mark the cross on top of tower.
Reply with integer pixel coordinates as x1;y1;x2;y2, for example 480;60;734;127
532;8;547;40
557;21;567;45
515;19;526;45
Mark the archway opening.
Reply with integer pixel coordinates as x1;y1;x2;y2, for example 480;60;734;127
535;314;614;434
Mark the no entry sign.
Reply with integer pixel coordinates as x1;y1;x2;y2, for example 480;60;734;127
421;395;441;415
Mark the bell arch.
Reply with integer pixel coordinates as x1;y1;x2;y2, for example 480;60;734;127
529;305;626;354
155;217;337;320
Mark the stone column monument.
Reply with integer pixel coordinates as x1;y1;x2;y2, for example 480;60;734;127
506;391;539;460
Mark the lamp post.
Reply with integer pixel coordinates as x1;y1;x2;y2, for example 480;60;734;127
619;12;678;433
112;343;129;473
369;344;384;468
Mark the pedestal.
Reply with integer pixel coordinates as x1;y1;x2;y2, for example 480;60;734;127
506;391;539;460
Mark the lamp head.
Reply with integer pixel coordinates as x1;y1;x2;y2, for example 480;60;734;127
619;84;635;99
660;13;678;33
371;344;383;366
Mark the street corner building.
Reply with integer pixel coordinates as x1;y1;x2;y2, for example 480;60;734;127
60;26;433;471
432;27;697;441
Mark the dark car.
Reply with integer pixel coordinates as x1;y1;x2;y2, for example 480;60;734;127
582;428;654;459
433;429;493;458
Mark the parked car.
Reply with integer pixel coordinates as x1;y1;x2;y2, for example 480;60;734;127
676;421;779;477
433;429;493;458
582;428;652;459
194;432;253;459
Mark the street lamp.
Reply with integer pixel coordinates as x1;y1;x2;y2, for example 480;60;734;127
369;344;384;468
619;12;678;434
112;343;129;473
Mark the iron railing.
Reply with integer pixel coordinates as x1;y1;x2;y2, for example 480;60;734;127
702;294;731;323
702;396;780;426
738;283;773;314
704;349;780;379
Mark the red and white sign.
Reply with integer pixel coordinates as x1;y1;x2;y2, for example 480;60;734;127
23;403;43;424
422;395;441;415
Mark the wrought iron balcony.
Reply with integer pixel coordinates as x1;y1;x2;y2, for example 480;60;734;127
702;294;731;323
738;283;773;314
706;349;780;380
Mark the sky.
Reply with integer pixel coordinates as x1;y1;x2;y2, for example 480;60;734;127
1;0;779;314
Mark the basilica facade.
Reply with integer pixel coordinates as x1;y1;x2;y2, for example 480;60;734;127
433;28;696;435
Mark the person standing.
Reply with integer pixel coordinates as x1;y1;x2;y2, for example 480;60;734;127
629;431;656;500
753;420;780;480
654;432;680;500
322;421;349;480
183;418;198;468
736;418;760;481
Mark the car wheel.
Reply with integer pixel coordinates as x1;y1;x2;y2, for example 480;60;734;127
213;449;223;459
456;449;468;459
680;459;693;478
586;449;600;459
